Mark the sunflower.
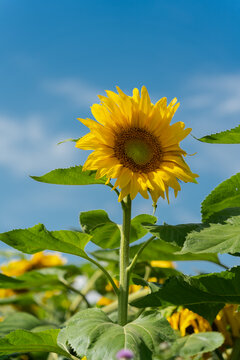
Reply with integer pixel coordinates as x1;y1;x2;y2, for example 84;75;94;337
76;86;198;202
167;308;212;336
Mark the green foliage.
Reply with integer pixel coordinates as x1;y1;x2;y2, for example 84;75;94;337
131;267;240;320
80;210;157;249
2;119;240;359
181;215;240;254
201;173;240;223
31;165;108;185
145;222;203;247
58;308;176;360
92;238;220;263
0;313;45;337
197;124;240;143
0;224;91;259
170;332;224;357
0;329;70;357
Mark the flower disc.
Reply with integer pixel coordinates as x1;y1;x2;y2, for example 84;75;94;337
76;86;198;202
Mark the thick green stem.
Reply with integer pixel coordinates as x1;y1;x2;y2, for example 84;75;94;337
118;195;132;326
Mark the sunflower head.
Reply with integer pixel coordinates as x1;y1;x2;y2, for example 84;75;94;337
76;86;198;203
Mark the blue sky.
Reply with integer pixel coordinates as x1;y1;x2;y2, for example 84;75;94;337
1;0;240;273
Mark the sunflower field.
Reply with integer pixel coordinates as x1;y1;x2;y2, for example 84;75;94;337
1;86;240;360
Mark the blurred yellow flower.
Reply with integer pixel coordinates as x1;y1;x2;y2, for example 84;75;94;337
150;260;175;268
30;252;66;268
0;289;15;299
167;308;211;336
97;296;113;306
0;252;66;299
76;86;198;203
1;252;66;277
214;304;240;346
1;259;32;277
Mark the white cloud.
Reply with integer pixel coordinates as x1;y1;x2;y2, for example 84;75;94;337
44;78;101;107
0;114;79;176
174;72;240;180
184;73;240;117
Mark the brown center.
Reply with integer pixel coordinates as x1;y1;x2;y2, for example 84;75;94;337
113;127;163;173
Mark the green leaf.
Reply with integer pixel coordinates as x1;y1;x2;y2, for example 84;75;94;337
145;266;182;279
145;223;203;247
92;238;219;263
130;238;219;263
0;329;70;357
181;215;240;255
58;308;176;360
131;267;240;320
197;124;240;143
201;173;240;223
0;313;44;337
0;274;24;288
205;207;240;224
0;224;91;259
130;214;157;243
185;303;223;324
81;210;157;249
31;165;107;185
80;210;114;233
170;332;224;357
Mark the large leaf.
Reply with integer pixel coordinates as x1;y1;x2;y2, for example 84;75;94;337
130;239;220;263
80;210;157;249
58;308;176;360
0;329;70;357
0;224;91;259
201;173;240;223
181;216;240;255
131;267;240;320
92;238;219;263
170;332;224;357
145;223;203;247
197;124;240;143
31;165;107;185
0;313;44;337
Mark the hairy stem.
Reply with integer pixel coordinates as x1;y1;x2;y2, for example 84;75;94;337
118;195;132;326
